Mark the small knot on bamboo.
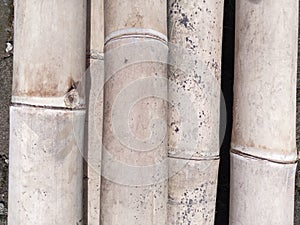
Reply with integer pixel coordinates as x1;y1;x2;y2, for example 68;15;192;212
64;88;80;109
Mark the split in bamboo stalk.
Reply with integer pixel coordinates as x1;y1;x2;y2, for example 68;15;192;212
8;1;86;224
84;0;104;224
100;0;168;224
167;0;224;224
230;1;299;224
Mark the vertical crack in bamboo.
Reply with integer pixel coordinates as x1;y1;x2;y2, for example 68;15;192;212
167;0;224;224
8;1;86;224
84;0;104;224
230;0;299;224
100;0;168;224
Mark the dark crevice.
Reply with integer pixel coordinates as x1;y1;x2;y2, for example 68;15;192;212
83;1;92;224
215;0;235;224
295;2;300;224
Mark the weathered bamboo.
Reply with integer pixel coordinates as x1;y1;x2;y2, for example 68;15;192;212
8;1;86;224
100;0;168;224
230;0;298;224
167;0;224;224
84;0;104;224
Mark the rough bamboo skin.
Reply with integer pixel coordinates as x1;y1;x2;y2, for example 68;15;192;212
84;0;104;224
8;0;86;224
167;0;224;224
100;0;168;224
230;0;299;224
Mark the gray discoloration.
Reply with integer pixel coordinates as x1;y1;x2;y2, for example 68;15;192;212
248;0;262;4
178;13;194;30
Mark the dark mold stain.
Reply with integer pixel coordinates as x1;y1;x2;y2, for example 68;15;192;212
248;0;262;4
179;14;189;28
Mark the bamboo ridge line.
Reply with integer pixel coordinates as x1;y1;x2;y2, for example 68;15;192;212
168;155;219;161
104;28;168;46
11;102;86;111
230;148;298;165
11;96;85;109
231;143;298;163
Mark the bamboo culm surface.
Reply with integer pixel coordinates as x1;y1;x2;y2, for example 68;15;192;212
8;1;86;224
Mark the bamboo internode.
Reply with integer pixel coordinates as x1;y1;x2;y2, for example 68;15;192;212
9;107;85;224
230;0;299;224
12;0;86;109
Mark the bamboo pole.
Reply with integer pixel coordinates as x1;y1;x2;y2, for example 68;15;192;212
167;0;224;224
8;1;86;224
84;0;104;224
100;0;168;224
230;1;298;224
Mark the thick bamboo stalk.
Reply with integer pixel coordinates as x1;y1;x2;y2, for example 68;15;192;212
167;0;224;224
230;0;299;224
84;0;104;224
100;0;168;224
9;107;85;224
8;1;86;224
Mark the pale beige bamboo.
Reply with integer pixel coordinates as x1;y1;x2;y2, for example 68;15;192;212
230;0;298;224
100;0;168;224
8;0;86;224
167;0;224;224
84;0;104;224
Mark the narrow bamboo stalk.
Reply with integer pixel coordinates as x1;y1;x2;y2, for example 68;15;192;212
84;0;104;224
100;0;168;224
230;0;299;224
167;0;224;224
8;1;86;224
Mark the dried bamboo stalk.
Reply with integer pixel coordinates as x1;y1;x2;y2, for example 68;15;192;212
84;0;104;224
167;0;224;224
230;0;299;224
8;1;86;224
100;0;168;224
